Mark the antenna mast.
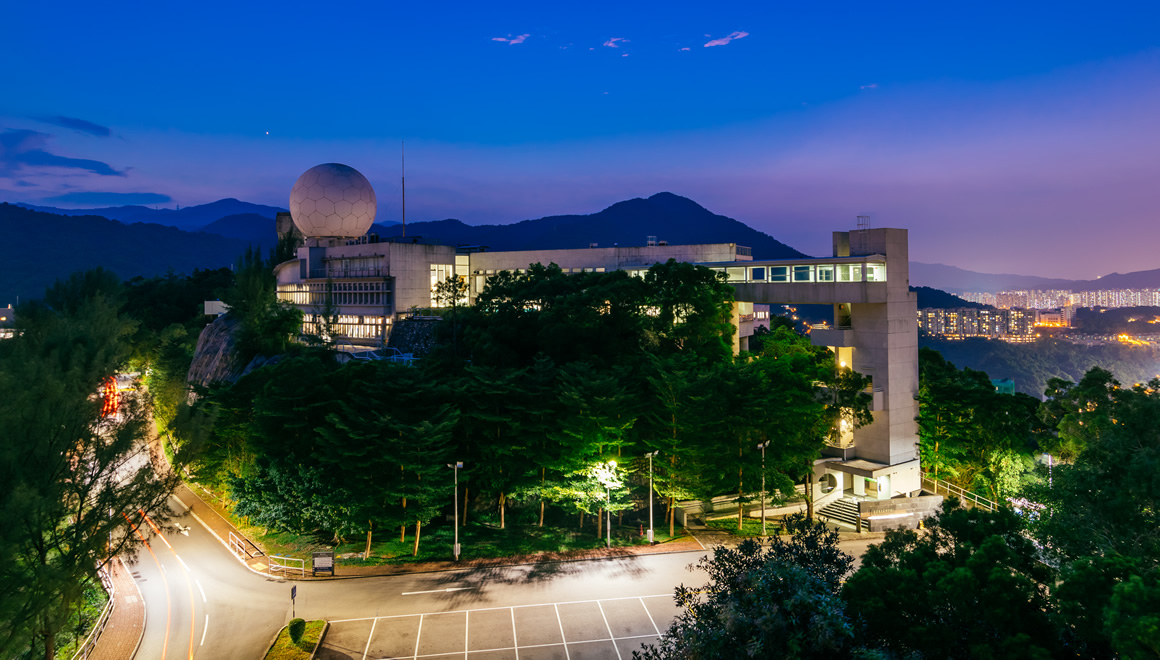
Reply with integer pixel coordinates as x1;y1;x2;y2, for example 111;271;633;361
401;141;406;238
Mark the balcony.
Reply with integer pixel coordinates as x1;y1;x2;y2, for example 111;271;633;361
810;325;855;347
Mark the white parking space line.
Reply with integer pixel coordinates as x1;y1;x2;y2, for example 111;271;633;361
463;610;468;659
596;600;622;660
413;613;424;659
553;604;571;660
510;608;519;660
639;596;661;636
329;594;672;624
362;617;377;660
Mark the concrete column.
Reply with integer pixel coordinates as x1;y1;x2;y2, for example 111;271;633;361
853;476;866;496
731;301;741;355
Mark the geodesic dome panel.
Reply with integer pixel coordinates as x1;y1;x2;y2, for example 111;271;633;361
289;163;377;237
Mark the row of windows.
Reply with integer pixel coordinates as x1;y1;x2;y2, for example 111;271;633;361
278;282;391;308
302;314;388;341
720;263;886;284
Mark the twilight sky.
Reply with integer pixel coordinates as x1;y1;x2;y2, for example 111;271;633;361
2;1;1159;278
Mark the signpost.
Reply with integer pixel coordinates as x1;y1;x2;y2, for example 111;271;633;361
448;461;463;561
312;551;334;576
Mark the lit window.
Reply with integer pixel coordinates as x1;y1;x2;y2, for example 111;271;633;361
836;264;862;282
817;265;834;282
769;266;789;282
865;263;887;282
793;265;814;282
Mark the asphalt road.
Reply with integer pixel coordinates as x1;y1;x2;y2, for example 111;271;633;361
127;495;708;659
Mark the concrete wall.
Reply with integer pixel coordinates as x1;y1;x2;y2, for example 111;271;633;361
860;495;943;531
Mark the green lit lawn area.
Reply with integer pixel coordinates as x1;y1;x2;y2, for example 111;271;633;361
707;518;781;537
264;620;325;660
333;521;689;566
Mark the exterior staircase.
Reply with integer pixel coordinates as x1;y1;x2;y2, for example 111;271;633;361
818;497;869;530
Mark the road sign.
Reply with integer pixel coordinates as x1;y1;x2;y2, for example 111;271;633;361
291;585;297;600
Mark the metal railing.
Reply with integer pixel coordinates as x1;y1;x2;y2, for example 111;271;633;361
921;473;999;512
269;555;305;576
70;564;116;660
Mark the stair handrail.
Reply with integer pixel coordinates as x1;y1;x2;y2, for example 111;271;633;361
921;472;998;512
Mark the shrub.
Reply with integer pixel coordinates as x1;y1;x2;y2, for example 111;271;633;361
288;618;306;644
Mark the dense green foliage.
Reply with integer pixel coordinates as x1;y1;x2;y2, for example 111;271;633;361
0;269;184;659
189;260;869;554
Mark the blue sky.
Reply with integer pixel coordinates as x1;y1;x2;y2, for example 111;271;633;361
2;1;1159;277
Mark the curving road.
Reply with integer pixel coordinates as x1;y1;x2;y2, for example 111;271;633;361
126;495;708;658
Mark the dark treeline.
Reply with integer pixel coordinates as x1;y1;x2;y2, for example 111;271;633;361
180;261;872;554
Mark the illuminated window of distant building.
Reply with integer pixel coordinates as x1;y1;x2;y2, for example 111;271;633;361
816;265;835;282
726;267;746;282
769;266;789;282
865;263;886;282
793;265;814;282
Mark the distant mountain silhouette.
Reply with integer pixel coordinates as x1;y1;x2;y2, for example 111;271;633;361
911;286;991;309
198;213;278;251
911;262;1160;294
0;203;250;304
17;198;286;232
377;193;808;259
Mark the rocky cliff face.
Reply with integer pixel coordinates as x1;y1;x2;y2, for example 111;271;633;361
186;314;250;388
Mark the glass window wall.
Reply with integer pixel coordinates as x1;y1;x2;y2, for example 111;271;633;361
793;265;814;282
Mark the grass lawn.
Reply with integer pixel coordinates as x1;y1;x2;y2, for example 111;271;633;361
707;518;781;537
185;480;691;566
264;620;325;660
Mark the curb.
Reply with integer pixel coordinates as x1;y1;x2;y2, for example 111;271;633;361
310;621;329;659
121;556;147;660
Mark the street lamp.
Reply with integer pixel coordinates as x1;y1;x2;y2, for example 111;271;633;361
447;461;463;560
644;451;659;543
594;460;619;549
756;441;770;536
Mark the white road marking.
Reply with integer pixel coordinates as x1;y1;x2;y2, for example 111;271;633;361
463;610;469;659
195;579;207;603
329;594;672;623
413;613;424;659
175;554;190;572
640;596;661;636
361;617;377;660
553;604;570;660
401;586;474;596
157;534;172;549
160;563;167;573
200;615;209;646
510;608;519;660
596;600;623;659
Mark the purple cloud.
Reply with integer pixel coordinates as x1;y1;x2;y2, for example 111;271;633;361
860;83;878;90
704;31;749;47
492;34;529;45
603;37;627;48
0;129;125;177
36;115;112;137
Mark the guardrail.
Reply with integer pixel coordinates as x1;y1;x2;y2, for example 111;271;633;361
70;564;116;660
921;473;999;512
269;555;305;576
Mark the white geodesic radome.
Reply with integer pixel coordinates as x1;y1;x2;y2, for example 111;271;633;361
289;163;377;237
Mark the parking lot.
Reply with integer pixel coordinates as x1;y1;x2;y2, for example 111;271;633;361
317;594;681;660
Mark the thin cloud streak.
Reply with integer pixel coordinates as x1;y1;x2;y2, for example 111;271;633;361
37;115;113;137
603;37;627;48
704;31;748;47
492;34;530;45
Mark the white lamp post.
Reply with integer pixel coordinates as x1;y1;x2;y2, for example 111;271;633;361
756;441;770;536
645;451;658;543
448;461;463;560
595;460;618;549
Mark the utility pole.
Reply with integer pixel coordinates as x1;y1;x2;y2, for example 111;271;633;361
448;461;463;560
757;441;770;536
645;451;658;543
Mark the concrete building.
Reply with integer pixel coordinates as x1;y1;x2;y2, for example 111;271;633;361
274;163;923;503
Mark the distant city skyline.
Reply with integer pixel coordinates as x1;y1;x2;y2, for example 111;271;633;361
3;1;1159;279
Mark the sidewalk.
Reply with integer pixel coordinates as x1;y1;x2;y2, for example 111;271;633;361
89;558;144;660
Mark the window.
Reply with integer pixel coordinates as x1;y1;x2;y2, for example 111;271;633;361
769;266;789;282
749;267;766;281
793;265;814;282
726;267;746;282
817;265;835;282
865;263;887;282
836;264;862;282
